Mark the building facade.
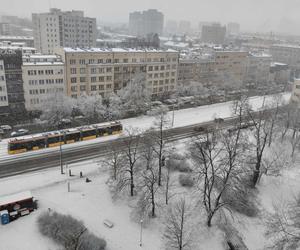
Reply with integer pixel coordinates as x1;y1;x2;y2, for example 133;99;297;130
270;44;300;76
245;53;272;84
56;48;178;98
32;8;97;54
22;55;65;111
201;23;226;44
0;59;8;115
178;59;216;84
214;51;248;83
129;9;164;37
0;48;26;119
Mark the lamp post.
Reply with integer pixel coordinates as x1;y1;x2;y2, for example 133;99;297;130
139;219;143;247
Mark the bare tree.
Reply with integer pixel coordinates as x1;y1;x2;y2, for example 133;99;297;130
102;144;124;181
151;106;170;186
163;198;193;250
266;196;300;250
289;129;300;158
120;128;142;196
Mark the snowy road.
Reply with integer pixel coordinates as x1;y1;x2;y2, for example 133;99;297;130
0;92;291;177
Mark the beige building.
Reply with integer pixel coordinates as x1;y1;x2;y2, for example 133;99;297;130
56;48;179;98
0;59;8;107
32;8;96;54
178;59;216;84
291;79;300;104
214;51;248;83
245;53;272;84
22;54;65;111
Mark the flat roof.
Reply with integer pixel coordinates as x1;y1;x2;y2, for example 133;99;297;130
63;47;178;53
0;191;33;207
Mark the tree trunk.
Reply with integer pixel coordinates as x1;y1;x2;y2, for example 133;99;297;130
130;170;134;196
252;169;260;187
151;191;155;217
207;213;213;227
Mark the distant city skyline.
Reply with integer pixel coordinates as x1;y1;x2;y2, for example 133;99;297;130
1;0;300;35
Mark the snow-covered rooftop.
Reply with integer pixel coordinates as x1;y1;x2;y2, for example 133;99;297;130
0;190;32;207
272;44;300;49
63;47;178;53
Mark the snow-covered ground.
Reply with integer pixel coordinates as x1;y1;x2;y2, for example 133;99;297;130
0;92;291;159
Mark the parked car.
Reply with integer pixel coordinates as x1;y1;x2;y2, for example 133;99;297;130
194;126;206;132
0;125;12;131
11;129;29;137
214;118;224;123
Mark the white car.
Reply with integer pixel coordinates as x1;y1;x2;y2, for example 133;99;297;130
0;125;12;131
11;129;29;137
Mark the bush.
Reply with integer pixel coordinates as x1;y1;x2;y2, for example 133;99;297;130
167;158;192;173
37;211;106;250
179;174;194;187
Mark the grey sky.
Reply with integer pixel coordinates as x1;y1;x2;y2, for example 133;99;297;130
1;0;299;34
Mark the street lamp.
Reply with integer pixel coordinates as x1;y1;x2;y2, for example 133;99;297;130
139;219;143;247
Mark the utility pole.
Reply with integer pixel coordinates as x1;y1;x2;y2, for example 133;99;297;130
139;219;143;247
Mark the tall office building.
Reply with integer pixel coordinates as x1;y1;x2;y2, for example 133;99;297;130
129;9;164;37
201;23;226;44
227;22;240;35
32;8;96;54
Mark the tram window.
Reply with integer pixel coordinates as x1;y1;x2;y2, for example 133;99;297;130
81;129;96;137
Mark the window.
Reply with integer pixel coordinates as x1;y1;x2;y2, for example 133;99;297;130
40;89;45;94
166;65;170;70
99;76;104;82
99;85;104;90
91;77;97;82
155;66;159;71
71;86;77;91
79;59;85;65
171;79;175;83
70;68;76;74
106;67;112;73
160;66;165;70
106;76;112;81
148;66;153;71
98;68;104;74
70;59;76;65
91;85;97;91
80;77;86;82
106;59;112;63
114;59;119;63
98;59;103;64
114;67;120;72
91;68;97;74
89;59;95;64
123;59;128;63
71;77;77;83
80;85;86;91
172;65;177;69
106;84;112;89
80;68;86;74
159;80;164;85
148;74;153;78
172;57;177;62
38;70;44;75
132;58;137;63
160;73;164;77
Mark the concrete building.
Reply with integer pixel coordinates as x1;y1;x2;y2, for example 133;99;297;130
0;36;34;47
55;47;178;98
269;62;291;85
245;53;272;84
0;59;8;115
227;22;240;36
270;44;300;76
129;9;164;37
201;23;226;44
22;54;65;111
0;23;10;36
178;59;216;84
0;48;26;119
291;79;300;104
214;51;248;83
32;8;97;54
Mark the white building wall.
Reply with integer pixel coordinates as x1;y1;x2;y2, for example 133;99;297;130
22;62;65;111
0;60;8;107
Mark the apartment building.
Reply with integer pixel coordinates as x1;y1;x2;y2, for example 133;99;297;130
0;48;26;118
291;79;300;105
0;59;8;115
129;9;164;37
214;51;248;83
22;54;65;111
178;59;216;84
55;47;179;98
32;8;96;54
270;44;300;75
201;23;226;44
245;53;272;84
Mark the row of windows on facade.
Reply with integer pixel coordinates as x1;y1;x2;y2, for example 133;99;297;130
148;72;176;78
0;85;6;91
0;96;7;101
0;65;3;70
69;57;178;65
71;84;112;92
27;69;63;75
0;76;4;81
149;79;176;84
70;65;177;75
29;87;64;95
28;78;64;85
71;76;112;83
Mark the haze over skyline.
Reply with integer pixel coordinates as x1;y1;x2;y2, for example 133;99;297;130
1;0;299;34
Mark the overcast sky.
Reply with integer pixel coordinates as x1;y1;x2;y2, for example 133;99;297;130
1;0;300;34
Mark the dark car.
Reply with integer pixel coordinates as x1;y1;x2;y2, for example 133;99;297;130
194;126;206;132
214;118;224;123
